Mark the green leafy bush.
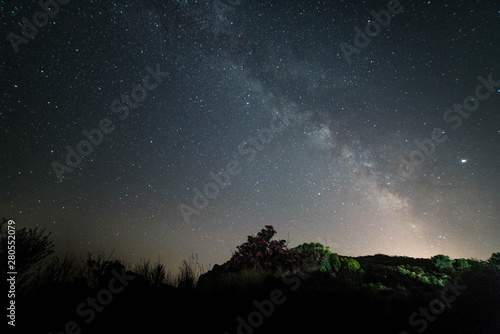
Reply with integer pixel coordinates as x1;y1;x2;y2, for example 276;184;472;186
396;265;445;286
431;254;454;272
318;255;331;273
338;257;363;283
292;242;342;276
488;252;500;269
328;253;341;275
293;242;331;260
453;258;471;271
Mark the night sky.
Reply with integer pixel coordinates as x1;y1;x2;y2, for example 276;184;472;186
1;0;499;272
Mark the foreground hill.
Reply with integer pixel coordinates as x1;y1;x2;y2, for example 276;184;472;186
10;225;500;333
17;252;500;333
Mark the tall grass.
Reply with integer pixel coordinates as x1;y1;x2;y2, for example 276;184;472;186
16;250;209;293
135;256;175;287
82;251;124;288
177;253;208;289
36;253;82;284
18;253;82;295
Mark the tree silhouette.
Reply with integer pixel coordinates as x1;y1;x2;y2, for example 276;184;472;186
489;252;500;269
225;225;307;272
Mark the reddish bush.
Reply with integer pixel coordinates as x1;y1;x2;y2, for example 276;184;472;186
225;225;310;272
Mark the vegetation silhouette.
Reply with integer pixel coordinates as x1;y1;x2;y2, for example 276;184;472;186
3;220;499;333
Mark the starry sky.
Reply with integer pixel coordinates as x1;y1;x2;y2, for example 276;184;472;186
1;0;499;272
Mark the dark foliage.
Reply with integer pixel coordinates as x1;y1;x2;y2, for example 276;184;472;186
224;225;309;272
431;254;455;272
11;224;500;334
489;252;500;269
1;218;54;275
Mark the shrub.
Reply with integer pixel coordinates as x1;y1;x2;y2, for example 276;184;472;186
34;253;81;284
453;258;471;271
338;257;363;283
82;251;124;288
0;218;54;275
225;225;309;272
149;261;167;287
328;253;341;274
292;242;342;276
319;252;341;276
396;265;445;286
293;242;331;260
488;252;500;269
17;253;82;295
135;257;169;287
431;254;454;272
177;253;204;289
319;255;331;273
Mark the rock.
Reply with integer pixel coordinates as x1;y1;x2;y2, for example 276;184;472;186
197;264;226;291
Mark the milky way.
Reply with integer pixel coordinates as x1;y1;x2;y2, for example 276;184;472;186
1;0;499;271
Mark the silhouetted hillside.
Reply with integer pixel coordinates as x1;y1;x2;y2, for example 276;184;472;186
5;223;500;333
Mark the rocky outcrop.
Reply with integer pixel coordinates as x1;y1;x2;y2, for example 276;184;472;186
196;264;226;291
